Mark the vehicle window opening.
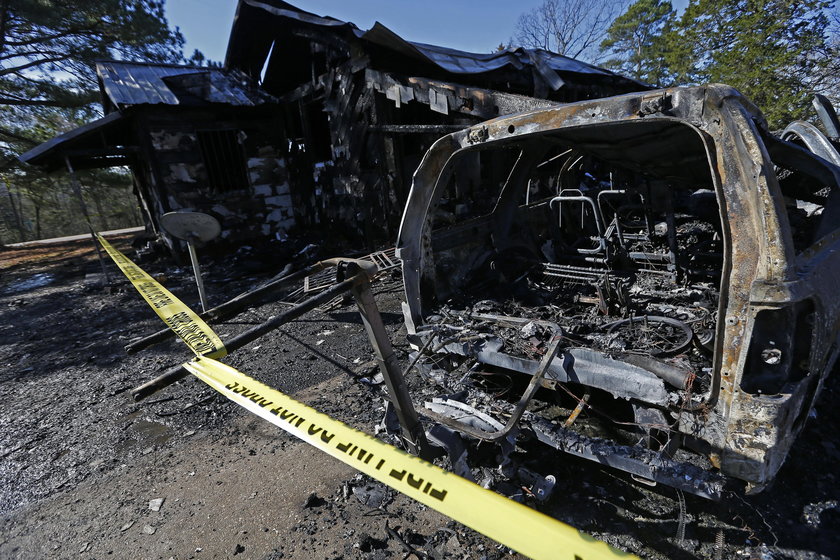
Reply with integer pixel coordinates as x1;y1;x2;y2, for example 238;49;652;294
767;136;840;252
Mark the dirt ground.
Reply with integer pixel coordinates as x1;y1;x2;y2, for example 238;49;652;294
1;234;839;560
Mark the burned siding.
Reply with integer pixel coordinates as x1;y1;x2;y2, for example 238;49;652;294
20;61;297;252
136;107;293;246
225;0;649;247
276;65;540;244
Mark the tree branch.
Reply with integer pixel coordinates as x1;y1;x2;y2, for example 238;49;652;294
0;97;82;107
0;126;39;146
5;27;99;48
0;55;68;76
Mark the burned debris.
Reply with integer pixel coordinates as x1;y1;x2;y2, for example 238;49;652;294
21;0;646;256
15;0;840;518
110;82;840;505
107;82;840;505
396;85;840;498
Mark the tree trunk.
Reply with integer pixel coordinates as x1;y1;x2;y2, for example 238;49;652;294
34;204;41;239
0;0;10;56
6;186;25;241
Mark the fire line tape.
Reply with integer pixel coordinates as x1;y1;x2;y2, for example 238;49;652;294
100;234;638;560
97;235;226;359
183;357;635;560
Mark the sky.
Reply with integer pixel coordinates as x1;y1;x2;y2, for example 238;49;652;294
167;0;579;63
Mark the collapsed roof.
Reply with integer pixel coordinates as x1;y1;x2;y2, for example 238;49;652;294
20;61;275;171
225;0;648;100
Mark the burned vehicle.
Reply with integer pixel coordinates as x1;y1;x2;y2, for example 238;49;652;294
396;84;840;499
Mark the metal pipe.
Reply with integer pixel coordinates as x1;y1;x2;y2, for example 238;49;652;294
131;275;358;401
186;239;208;312
348;264;432;459
620;353;694;391
424;334;564;441
125;258;366;353
628;252;673;263
663;185;679;273
549;194;607;254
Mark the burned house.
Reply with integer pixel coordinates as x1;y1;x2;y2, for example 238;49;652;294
21;0;646;250
224;0;646;245
20;61;294;249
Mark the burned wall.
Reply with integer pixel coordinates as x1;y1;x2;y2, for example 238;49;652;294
136;107;294;248
221;2;648;250
277;61;559;248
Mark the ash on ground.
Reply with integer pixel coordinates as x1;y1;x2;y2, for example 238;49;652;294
1;235;838;559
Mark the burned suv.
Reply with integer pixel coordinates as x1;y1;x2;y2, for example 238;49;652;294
396;85;840;498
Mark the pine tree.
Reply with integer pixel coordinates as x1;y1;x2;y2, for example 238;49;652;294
0;0;186;109
601;0;675;85
0;0;192;241
665;0;832;127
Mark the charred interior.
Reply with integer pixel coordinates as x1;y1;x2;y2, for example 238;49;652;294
396;86;840;500
427;120;722;391
401;119;730;498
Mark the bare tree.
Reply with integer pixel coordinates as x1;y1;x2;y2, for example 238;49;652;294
513;0;627;62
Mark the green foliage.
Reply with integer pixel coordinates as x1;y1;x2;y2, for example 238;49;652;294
668;0;831;126
601;0;675;84
0;0;186;108
0;0;189;242
0;106;143;243
0;165;142;244
598;0;835;128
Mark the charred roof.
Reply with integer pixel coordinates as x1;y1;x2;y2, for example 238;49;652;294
225;0;649;100
96;61;278;113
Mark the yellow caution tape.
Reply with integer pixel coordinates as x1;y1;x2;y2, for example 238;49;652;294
184;357;635;560
97;234;226;359
101;235;637;560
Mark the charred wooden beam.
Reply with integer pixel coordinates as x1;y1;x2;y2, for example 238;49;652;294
369;124;468;134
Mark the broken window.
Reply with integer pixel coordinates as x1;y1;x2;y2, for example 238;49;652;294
196;129;250;193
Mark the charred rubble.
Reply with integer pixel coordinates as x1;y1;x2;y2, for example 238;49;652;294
20;0;840;510
405;142;727;499
395;85;840;500
118;84;839;503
